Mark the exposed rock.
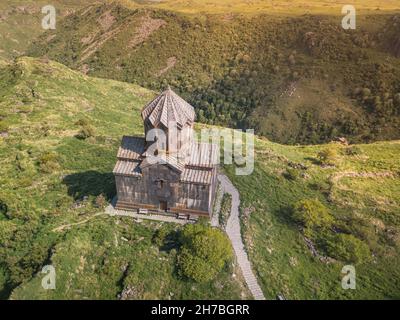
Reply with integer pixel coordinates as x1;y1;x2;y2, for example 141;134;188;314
288;161;308;170
97;10;115;32
128;15;166;49
119;286;139;300
333;137;349;145
155;56;177;77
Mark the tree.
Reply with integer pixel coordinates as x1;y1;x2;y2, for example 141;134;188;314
0;265;10;297
317;146;338;165
292;199;333;233
178;223;232;282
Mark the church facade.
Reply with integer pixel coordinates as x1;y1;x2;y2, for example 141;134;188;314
113;87;219;219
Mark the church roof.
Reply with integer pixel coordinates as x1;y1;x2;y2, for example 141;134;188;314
141;87;196;129
117;136;145;161
186;142;219;169
140;153;185;173
181;167;213;185
113;160;142;177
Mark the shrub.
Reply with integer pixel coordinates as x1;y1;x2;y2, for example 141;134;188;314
0;265;9;295
283;168;299;181
362;88;371;99
178;223;232;282
75;118;89;126
38;152;60;173
317;146;338;165
344;146;362;156
76;124;95;140
310;180;331;196
94;194;107;208
219;193;231;228
326;234;371;264
152;227;169;247
0;200;8;218
0;122;9;133
292;199;333;231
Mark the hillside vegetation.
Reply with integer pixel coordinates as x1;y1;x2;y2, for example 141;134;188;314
0;57;249;299
225;138;400;299
0;1;100;60
27;2;400;144
117;0;400;15
0;57;399;299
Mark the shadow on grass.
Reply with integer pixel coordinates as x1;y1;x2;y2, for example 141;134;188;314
62;171;115;201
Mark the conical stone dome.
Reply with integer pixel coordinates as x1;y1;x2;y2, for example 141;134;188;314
141;86;196;129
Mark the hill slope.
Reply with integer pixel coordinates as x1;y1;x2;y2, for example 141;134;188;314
1;57;399;299
116;0;400;15
27;2;400;144
0;1;102;60
0;57;249;300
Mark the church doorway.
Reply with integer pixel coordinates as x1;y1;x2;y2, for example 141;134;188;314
159;200;168;211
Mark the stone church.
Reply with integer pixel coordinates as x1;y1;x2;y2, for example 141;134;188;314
113;87;219;219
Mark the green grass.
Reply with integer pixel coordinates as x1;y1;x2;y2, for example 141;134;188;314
224;138;400;299
10;216;247;299
0;1;99;60
1;56;399;300
0;57;249;299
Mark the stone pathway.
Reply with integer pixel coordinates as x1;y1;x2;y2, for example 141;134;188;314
105;201;193;225
218;174;266;300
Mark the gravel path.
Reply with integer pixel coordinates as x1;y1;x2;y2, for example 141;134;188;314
218;174;266;300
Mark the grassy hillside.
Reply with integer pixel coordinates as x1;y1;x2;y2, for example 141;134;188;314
0;1;99;60
1;57;399;299
27;2;400;144
118;0;400;15
225;139;400;299
0;57;249;300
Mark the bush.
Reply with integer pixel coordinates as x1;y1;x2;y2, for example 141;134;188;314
178;223;232;282
0;200;8;218
344;146;362;156
0;265;10;295
75;118;89;126
0;122;9;133
283;168;299;181
310;180;331;196
76;124;95;140
317;146;338;165
94;194;107;208
152;227;169;247
219;193;231;228
38;152;59;173
292;199;333;231
326;234;371;264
